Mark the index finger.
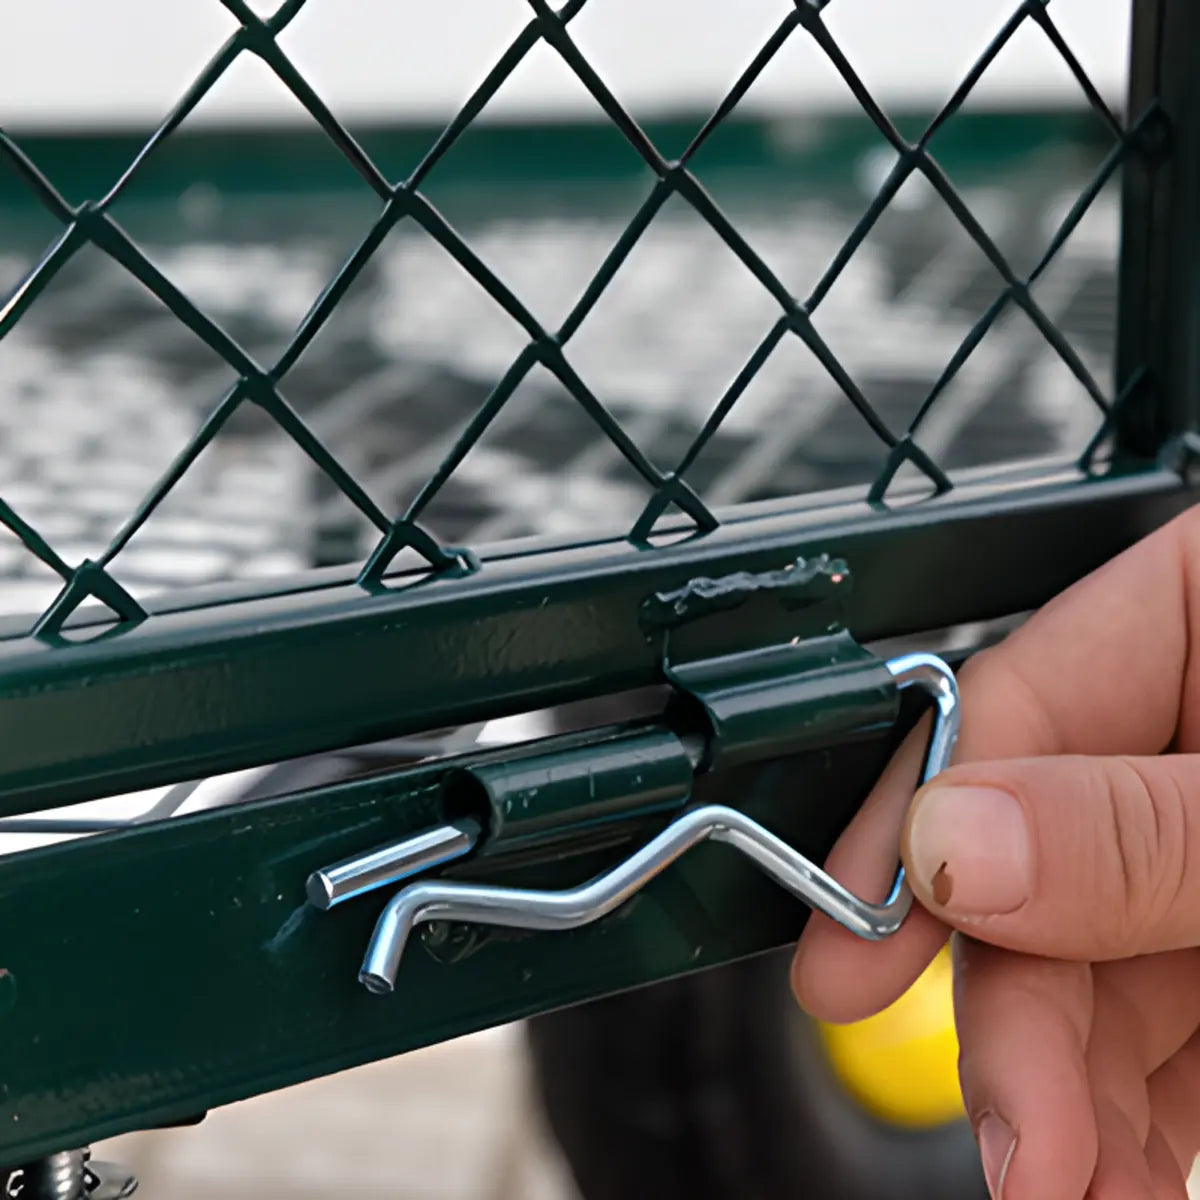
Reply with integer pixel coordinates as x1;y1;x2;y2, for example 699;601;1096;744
791;503;1200;1024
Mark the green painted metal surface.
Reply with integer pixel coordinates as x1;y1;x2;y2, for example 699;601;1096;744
669;629;901;772
1117;0;1200;454
0;465;1193;818
456;729;694;858
0;673;912;1162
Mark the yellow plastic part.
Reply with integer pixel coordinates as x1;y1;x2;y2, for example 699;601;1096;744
815;944;964;1129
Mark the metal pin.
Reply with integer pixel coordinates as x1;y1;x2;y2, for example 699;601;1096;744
355;653;960;995
876;651;963;910
357;802;906;995
305;817;482;910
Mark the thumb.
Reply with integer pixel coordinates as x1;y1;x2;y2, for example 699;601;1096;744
901;754;1200;960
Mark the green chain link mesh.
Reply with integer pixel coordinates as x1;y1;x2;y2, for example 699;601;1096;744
0;0;1150;638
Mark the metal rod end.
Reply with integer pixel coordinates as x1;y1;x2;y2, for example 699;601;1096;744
305;871;336;911
307;819;482;911
358;969;394;996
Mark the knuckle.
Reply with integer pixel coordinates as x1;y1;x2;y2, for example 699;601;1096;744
958;647;1061;756
1096;757;1188;949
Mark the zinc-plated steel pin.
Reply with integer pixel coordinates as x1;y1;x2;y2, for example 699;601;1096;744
306;817;482;910
352;652;960;995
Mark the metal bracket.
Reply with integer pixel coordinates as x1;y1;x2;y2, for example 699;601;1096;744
307;642;959;998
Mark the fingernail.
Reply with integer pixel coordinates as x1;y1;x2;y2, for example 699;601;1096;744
977;1112;1016;1199
907;785;1032;916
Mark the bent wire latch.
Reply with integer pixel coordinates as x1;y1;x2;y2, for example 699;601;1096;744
308;652;959;995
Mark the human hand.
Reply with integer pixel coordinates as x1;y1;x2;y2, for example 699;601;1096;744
791;506;1200;1199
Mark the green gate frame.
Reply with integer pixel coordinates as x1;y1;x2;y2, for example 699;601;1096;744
0;0;1198;1165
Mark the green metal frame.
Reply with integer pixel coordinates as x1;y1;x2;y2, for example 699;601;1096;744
1117;0;1200;452
0;715;900;1156
0;0;1197;1166
0;461;1192;818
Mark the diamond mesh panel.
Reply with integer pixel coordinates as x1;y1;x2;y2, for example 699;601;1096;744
0;1;1145;637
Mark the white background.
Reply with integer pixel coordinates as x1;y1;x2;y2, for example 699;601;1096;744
1;0;1132;128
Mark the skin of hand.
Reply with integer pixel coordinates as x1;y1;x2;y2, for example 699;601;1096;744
790;505;1200;1200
